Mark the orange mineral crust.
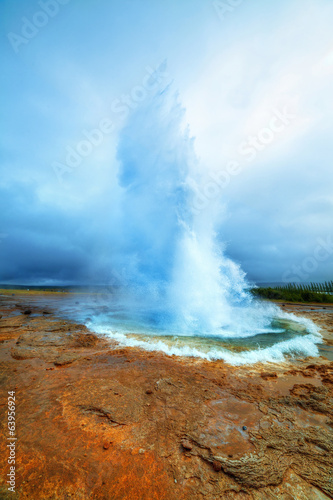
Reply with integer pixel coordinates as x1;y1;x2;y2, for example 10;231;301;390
0;293;332;499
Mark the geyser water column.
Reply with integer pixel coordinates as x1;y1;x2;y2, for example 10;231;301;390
79;83;322;363
114;85;252;335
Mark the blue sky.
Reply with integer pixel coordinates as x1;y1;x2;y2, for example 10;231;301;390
1;0;333;284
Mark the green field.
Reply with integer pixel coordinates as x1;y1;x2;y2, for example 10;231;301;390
251;282;333;303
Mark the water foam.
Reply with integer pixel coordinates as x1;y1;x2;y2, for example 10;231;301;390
88;322;320;366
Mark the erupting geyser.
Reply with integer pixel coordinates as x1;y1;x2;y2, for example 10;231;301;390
83;83;322;364
114;85;253;334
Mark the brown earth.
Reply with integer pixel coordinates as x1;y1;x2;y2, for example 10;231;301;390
0;292;333;499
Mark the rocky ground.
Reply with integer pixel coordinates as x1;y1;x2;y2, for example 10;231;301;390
0;292;333;500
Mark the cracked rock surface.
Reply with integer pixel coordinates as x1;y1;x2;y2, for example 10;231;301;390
0;293;333;499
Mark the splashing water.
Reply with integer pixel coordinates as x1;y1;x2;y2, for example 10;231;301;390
84;85;321;364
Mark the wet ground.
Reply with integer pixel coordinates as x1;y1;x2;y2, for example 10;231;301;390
0;292;332;499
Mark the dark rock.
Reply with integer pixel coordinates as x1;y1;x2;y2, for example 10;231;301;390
23;310;32;315
260;372;278;380
54;354;79;366
242;426;247;431
146;389;153;395
213;461;222;472
181;440;192;451
103;442;111;450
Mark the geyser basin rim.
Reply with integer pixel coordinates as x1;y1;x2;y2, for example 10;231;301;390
89;324;321;366
85;311;322;366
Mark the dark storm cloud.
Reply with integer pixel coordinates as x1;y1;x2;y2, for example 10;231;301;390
0;183;92;283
